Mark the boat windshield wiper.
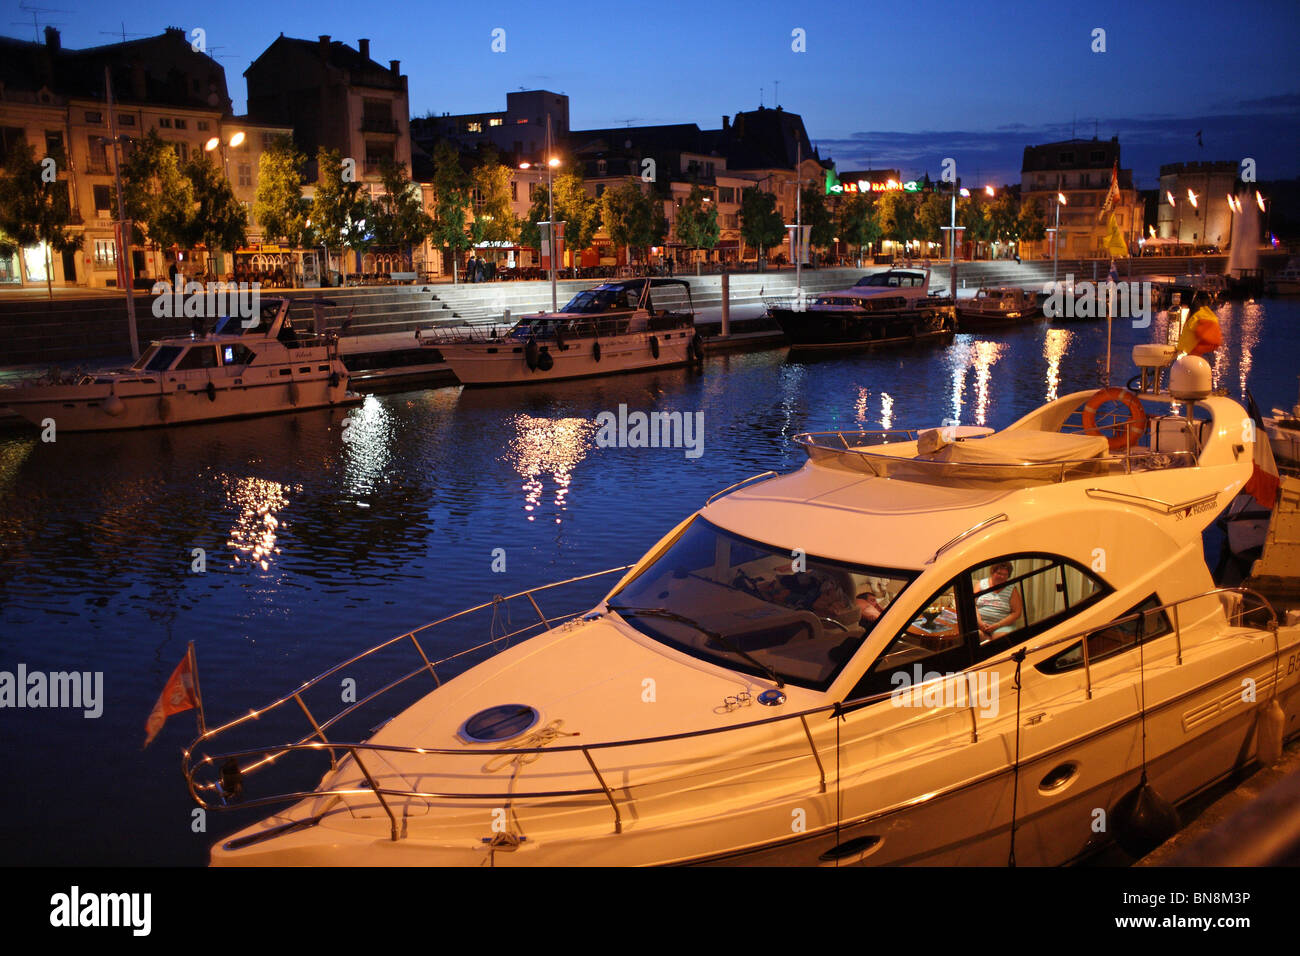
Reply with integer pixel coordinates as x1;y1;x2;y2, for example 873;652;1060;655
608;605;785;688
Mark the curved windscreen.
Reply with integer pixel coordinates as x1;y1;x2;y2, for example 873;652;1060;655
607;518;915;689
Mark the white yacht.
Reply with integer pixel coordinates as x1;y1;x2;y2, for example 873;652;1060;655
1266;258;1300;296
0;298;359;431
423;278;702;386
768;268;954;350
956;287;1045;332
1264;377;1300;466
186;349;1299;866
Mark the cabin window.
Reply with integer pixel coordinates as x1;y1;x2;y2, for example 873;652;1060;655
968;554;1108;662
143;345;184;371
851;581;972;702
1036;595;1172;675
175;346;219;370
222;344;255;366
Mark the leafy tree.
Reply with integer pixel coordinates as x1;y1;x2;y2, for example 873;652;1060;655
468;150;518;263
311;148;373;283
917;192;949;246
430;140;471;281
987;193;1020;245
877;191;919;250
958;196;991;247
182;153;247;273
1016;197;1047;245
121;129;194;257
518;183;548;252
600;181;666;272
552;172;601;277
253;135;311;247
372;158;434;266
674;185;719;273
838;194;881;266
0;141;83;298
739;187;784;267
799;184;835;253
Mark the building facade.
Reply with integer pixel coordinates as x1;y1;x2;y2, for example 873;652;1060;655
1157;161;1238;248
1020;137;1143;260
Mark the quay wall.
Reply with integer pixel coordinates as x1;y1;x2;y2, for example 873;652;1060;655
0;254;1269;368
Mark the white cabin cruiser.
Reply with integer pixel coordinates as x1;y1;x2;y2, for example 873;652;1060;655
0;298;359;431
423;278;702;386
186;350;1299;866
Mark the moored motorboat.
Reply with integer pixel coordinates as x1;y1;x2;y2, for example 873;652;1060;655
955;286;1045;332
0;298;359;431
423;278;702;386
768;268;954;350
1266;258;1300;296
184;348;1300;867
1264;378;1300;467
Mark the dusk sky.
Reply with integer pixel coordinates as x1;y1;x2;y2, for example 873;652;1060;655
14;0;1300;188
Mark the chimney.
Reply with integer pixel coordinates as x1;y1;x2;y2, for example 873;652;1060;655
389;59;400;75
359;38;370;60
319;35;331;58
722;115;729;130
43;25;59;52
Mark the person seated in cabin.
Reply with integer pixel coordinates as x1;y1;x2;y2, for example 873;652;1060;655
975;562;1023;641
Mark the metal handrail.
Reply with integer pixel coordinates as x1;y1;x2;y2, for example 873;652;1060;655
927;513;1008;564
1084;487;1219;515
704;470;779;505
185;575;1282;839
422;310;694;346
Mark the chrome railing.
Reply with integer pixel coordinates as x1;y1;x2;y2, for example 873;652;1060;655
421;312;694;346
184;578;1283;843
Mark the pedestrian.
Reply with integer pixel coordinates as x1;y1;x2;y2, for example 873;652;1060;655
475;257;486;283
466;254;477;283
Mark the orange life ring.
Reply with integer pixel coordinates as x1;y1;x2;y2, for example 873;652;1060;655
1082;387;1147;451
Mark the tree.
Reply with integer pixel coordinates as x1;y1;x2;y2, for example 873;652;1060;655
600;181;666;272
430;140;471;282
838;194;881;266
877;191;919;252
0;141;83;298
799;184;835;255
739;187;784;267
674;185;719;273
552;172;601;277
254;135;310;248
1016;197;1047;247
518;184;548;251
311;148;373;283
372;158;434;267
987;193;1020;246
467;150;518;265
917;193;948;247
182;153;247;274
120;130;194;261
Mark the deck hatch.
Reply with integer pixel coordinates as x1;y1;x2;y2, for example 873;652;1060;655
459;704;540;743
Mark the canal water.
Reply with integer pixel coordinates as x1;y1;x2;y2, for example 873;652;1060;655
0;300;1296;865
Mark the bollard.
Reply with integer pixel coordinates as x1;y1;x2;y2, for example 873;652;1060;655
721;272;730;338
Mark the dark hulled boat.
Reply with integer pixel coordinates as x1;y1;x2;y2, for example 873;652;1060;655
768;268;954;350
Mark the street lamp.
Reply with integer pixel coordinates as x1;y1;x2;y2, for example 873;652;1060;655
204;129;245;277
1053;190;1067;282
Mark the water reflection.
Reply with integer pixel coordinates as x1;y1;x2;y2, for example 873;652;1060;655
504;414;595;524
223;476;294;570
341;394;396;498
880;391;894;430
1043;328;1071;402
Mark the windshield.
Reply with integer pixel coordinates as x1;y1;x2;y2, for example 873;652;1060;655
607;518;915;689
560;288;637;314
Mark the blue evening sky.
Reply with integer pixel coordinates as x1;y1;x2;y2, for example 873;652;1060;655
15;0;1300;188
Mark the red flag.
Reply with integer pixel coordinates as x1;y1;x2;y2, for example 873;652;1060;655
1243;427;1281;510
144;645;201;748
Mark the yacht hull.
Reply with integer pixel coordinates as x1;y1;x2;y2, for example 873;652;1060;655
771;307;953;351
437;329;696;385
2;371;358;431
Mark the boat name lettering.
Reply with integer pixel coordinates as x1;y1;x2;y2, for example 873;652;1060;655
1176;496;1218;520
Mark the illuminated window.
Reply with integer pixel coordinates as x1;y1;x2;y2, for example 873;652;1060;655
488;117;503;127
466;121;483;133
93;239;116;267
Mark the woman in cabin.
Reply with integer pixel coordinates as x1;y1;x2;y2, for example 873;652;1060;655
975;562;1023;640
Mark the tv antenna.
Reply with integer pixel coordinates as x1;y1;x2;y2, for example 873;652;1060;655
100;22;147;43
773;80;779;106
13;2;70;42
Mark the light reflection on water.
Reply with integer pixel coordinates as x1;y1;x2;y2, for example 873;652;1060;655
0;298;1297;865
